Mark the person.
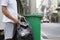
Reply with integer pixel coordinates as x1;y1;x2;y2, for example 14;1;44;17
1;0;24;40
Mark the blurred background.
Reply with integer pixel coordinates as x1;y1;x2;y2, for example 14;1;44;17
0;0;60;40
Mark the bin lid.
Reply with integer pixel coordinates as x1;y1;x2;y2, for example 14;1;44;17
23;14;43;18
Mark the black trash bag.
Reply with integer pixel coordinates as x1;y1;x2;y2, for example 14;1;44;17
17;18;33;40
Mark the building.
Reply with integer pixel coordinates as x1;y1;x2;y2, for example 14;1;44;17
56;0;60;23
50;0;58;13
48;0;58;22
48;0;60;23
39;0;59;22
30;0;36;14
21;0;36;14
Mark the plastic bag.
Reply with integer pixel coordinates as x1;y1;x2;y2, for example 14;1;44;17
17;18;33;40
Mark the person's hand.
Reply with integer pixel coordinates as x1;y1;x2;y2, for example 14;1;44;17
19;15;25;19
13;19;20;24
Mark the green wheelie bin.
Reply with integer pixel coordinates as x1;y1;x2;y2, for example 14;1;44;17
23;14;43;40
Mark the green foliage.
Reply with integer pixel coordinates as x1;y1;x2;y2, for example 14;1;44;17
56;13;60;17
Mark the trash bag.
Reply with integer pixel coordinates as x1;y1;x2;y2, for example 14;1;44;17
17;18;33;40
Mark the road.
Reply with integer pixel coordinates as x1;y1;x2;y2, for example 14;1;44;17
41;23;60;40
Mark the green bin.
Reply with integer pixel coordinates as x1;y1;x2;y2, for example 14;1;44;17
23;14;43;40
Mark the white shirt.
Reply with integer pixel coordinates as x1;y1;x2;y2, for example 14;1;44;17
1;0;18;22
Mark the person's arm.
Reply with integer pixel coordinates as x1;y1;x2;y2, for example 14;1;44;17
2;6;20;24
